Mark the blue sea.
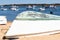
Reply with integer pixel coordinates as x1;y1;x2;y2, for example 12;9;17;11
0;5;60;21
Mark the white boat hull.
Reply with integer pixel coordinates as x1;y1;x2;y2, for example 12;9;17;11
6;20;60;36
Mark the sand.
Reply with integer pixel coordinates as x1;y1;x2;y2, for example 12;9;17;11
20;33;60;40
0;21;12;40
4;32;60;40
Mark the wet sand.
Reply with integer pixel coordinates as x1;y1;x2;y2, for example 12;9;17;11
0;21;12;40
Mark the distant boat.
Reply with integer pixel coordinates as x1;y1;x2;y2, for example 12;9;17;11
11;7;17;11
11;6;18;11
3;8;7;11
39;8;45;11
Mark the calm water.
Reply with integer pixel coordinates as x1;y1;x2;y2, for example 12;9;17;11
0;6;60;21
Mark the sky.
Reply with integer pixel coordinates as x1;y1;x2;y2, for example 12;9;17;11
0;0;60;5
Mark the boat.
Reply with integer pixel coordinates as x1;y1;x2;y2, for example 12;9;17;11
0;16;7;25
2;4;60;40
4;11;60;37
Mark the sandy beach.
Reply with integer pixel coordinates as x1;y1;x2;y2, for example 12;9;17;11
0;21;12;40
4;31;60;40
20;33;60;40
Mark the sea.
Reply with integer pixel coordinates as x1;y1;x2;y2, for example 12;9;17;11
0;5;60;21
